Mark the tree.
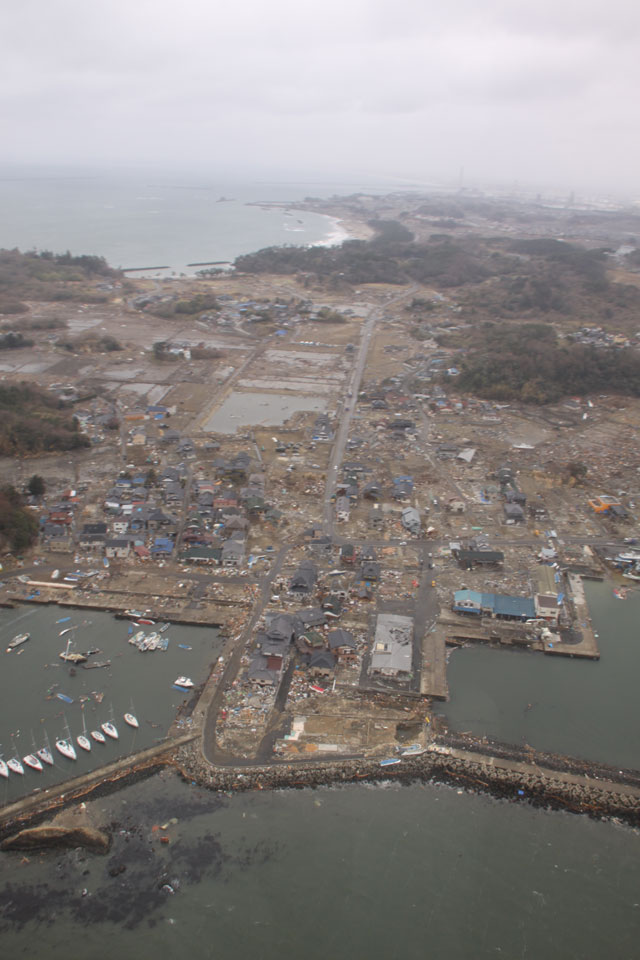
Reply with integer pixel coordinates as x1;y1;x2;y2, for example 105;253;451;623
27;474;45;497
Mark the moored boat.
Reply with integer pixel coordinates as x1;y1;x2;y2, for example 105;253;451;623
37;744;54;766
90;729;106;744
173;676;194;689
77;735;91;752
124;712;139;728
0;759;8;779
8;757;25;775
101;721;119;740
23;753;43;772
55;738;77;760
136;618;155;626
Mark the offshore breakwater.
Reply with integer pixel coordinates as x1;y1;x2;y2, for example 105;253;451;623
174;736;640;827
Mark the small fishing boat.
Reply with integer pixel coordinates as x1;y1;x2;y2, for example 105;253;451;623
8;757;25;775
124;712;139;729
0;759;8;779
7;632;30;652
136;618;155;626
159;622;170;633
56;693;74;704
56;616;71;624
90;729;106;744
23;754;43;772
101;721;119;740
173;676;194;689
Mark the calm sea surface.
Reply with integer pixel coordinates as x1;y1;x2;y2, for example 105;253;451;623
0;168;372;272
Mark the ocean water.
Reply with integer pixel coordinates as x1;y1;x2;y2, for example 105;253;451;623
0;167;361;273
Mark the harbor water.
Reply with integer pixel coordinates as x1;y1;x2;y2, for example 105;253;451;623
0;603;223;805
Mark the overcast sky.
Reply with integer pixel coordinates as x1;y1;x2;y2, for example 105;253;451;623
2;0;638;195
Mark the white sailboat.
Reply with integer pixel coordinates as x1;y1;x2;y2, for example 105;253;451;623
56;720;77;760
101;720;119;740
77;709;91;752
7;757;25;775
0;758;8;779
124;713;139;728
90;728;106;744
36;732;54;767
23;753;43;772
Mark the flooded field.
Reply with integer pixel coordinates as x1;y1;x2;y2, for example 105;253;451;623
203;391;327;433
0;604;222;804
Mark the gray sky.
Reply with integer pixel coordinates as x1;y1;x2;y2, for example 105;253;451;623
2;0;638;194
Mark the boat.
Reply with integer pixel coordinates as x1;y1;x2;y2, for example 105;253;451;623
59;636;87;664
124;713;139;728
77;711;91;752
379;757;402;767
178;643;192;650
173;676;194;689
124;609;144;619
90;729;106;744
400;744;427;757
56;720;77;761
37;734;54;767
56;616;71;624
7;632;30;651
8;757;25;775
0;759;8;779
159;622;170;633
103;557;110;568
59;626;74;637
55;737;77;760
56;693;74;704
101;721;119;740
136;618;155;626
23;754;43;772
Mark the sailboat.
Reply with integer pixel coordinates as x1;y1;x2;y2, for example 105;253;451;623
7;757;25;775
36;732;54;767
55;720;77;760
77;708;91;752
0;758;8;779
23;753;43;772
124;712;139;728
101;719;119;740
90;728;106;744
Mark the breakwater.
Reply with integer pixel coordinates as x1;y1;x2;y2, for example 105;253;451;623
174;736;640;827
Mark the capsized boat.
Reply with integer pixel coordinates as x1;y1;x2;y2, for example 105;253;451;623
55;737;77;760
101;721;119;740
0;759;8;779
173;676;194;689
90;729;106;744
23;753;43;772
124;713;139;728
7;632;30;651
8;757;25;775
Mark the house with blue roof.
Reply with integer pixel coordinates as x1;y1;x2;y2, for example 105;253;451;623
453;589;536;621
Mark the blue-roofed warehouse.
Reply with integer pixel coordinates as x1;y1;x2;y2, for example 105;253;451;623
453;589;536;621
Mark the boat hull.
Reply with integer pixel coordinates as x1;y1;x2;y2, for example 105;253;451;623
90;730;106;744
55;739;77;760
101;722;119;740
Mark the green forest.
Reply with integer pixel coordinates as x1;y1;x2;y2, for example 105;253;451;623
0;485;38;553
0;384;91;456
451;323;640;403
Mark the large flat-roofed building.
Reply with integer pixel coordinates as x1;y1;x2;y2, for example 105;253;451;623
369;613;413;678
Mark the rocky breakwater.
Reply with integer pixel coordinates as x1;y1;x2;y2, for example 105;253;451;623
173;740;640;826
